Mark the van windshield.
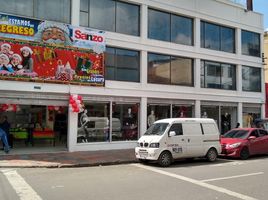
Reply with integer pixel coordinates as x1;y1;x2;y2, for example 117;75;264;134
144;123;169;136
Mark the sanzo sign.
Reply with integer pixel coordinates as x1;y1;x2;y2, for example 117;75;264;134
73;28;104;43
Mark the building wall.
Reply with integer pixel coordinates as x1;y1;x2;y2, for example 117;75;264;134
0;0;265;151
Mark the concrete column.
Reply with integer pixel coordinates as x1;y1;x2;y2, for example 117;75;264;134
194;18;200;49
67;109;78;152
140;97;147;136
140;4;148;41
237;64;242;92
195;58;201;89
238;102;243;127
261;103;265;119
71;0;80;26
195;100;201;118
236;28;241;55
141;50;148;86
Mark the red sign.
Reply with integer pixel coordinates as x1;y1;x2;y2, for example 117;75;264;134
0;39;104;86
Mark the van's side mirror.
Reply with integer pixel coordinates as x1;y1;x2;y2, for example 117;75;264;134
169;131;176;137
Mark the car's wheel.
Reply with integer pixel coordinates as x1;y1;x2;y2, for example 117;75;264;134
158;151;173;167
206;148;218;162
240;147;249;160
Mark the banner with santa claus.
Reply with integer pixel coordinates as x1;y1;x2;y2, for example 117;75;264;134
0;13;105;53
0;13;105;86
0;40;104;86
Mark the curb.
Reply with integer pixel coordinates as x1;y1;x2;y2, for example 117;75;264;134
0;160;139;169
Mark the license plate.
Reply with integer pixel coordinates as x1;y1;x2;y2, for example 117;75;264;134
139;151;148;158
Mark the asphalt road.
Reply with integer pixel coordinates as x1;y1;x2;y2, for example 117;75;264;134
1;156;268;200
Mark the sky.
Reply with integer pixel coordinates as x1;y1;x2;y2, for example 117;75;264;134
253;0;268;30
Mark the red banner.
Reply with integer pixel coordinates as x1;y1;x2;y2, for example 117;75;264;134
0;39;104;86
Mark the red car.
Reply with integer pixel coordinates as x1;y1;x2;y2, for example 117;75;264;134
220;128;268;159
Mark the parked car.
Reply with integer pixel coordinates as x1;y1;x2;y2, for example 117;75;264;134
220;128;268;159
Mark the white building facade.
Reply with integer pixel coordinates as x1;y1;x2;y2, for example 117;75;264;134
0;0;264;152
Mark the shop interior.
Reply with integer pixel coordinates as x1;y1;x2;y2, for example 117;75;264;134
0;104;68;154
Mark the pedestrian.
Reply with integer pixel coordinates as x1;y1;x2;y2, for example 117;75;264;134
0;115;12;149
0;127;10;153
235;122;240;128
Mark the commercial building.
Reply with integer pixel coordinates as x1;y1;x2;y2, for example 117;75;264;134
0;0;264;152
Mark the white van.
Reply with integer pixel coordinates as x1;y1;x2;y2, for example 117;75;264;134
135;118;221;167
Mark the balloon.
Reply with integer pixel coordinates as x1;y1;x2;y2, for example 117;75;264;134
69;99;75;104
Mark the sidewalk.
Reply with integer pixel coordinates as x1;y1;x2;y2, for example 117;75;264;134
0;149;137;168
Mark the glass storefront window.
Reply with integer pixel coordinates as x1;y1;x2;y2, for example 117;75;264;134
112;103;139;141
1;105;68;148
172;105;193;118
201;106;220;129
220;106;237;134
80;0;140;36
147;105;170;127
77;102;110;143
243;107;261;128
0;0;71;23
242;66;261;92
241;30;260;57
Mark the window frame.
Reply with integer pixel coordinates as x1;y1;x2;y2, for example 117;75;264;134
148;8;193;46
80;0;140;36
241;30;261;57
148;52;194;86
201;60;236;90
105;46;140;82
201;21;235;53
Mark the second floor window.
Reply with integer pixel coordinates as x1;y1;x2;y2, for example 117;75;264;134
201;60;236;90
242;66;261;92
105;47;140;82
201;21;235;53
148;53;193;86
0;0;71;23
80;0;140;36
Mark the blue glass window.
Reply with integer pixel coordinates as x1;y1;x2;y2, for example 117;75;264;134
105;47;140;82
201;21;235;53
242;30;260;57
201;60;236;90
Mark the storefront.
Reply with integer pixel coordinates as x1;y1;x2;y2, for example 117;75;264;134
0;91;69;151
147;99;194;128
77;97;140;144
242;104;261;128
201;102;237;134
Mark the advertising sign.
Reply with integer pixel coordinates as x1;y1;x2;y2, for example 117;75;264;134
0;40;104;86
0;13;105;86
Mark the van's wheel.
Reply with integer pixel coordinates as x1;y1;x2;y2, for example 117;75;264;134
240;147;249;160
158;151;172;167
206;148;218;162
